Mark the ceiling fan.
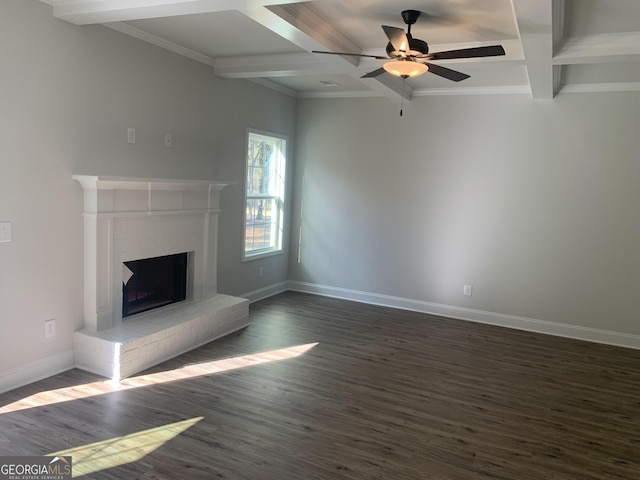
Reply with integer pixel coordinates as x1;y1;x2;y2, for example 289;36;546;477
312;9;506;81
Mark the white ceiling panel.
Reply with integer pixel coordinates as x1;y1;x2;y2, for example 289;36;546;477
563;61;640;84
312;0;520;47
124;11;304;58
564;0;640;37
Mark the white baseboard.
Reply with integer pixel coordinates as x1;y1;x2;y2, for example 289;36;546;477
288;281;640;350
0;350;75;395
241;281;289;304
4;281;639;394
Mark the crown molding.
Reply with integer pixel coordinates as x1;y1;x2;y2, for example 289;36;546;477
297;90;383;99
412;85;531;97
248;78;298;97
106;22;214;66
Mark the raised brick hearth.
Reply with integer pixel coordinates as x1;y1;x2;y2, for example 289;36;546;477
74;294;248;379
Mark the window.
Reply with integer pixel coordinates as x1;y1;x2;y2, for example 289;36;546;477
243;129;287;260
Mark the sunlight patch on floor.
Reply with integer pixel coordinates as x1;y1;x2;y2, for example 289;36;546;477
0;342;318;414
49;416;203;478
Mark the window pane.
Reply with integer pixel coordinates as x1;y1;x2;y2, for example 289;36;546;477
245;198;275;252
247;136;280;196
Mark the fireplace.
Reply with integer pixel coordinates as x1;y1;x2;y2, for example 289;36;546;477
72;175;250;379
122;252;189;318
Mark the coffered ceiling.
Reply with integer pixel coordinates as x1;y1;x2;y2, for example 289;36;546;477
45;0;640;101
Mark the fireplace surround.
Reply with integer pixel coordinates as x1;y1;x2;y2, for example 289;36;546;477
72;175;249;379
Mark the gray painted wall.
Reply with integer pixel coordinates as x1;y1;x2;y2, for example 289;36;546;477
291;94;640;340
0;0;294;391
3;0;640;393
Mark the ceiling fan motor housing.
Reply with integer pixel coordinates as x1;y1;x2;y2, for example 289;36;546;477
387;10;429;58
386;35;429;58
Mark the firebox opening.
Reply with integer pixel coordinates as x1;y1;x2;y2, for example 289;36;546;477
122;252;188;318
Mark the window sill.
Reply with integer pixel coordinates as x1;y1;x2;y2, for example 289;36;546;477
242;249;283;262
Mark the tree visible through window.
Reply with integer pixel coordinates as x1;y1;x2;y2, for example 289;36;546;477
244;129;286;259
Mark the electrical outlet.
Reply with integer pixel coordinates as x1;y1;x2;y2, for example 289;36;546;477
164;133;173;148
45;319;56;338
127;128;136;144
463;284;473;297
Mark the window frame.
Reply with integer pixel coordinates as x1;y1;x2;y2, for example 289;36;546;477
242;128;288;262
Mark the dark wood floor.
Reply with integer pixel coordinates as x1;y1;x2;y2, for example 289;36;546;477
2;291;640;479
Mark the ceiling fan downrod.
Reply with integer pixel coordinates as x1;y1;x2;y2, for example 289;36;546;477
401;9;421;35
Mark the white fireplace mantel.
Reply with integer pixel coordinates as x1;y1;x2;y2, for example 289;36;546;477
73;175;232;332
72;175;230;216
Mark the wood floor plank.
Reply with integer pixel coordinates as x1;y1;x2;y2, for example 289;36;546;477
2;291;640;479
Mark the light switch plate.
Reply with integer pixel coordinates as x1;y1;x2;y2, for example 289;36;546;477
0;222;12;242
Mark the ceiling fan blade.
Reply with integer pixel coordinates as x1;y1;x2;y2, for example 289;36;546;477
424;63;470;82
382;25;410;55
312;50;388;60
361;67;386;78
426;45;505;60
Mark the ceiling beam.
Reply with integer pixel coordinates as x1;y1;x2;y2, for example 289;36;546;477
510;0;557;99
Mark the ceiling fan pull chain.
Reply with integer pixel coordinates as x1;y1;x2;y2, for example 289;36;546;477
400;76;406;117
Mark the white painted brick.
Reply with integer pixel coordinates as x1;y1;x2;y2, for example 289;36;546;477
75;295;248;379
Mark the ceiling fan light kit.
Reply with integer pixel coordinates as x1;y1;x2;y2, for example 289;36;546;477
383;60;428;78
